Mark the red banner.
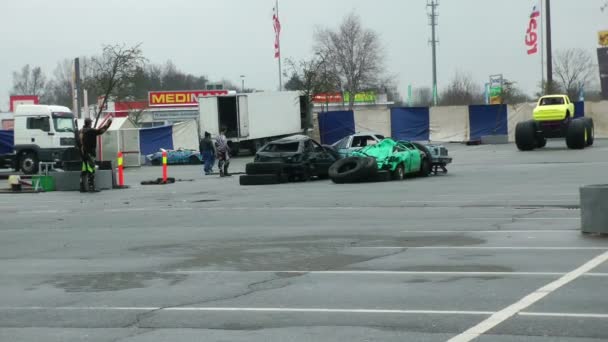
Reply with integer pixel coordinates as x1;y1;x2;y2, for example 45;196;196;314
312;93;343;103
525;5;541;55
148;90;230;107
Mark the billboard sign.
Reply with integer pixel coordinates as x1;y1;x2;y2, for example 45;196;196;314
599;31;608;47
148;90;232;107
312;91;377;104
9;95;39;112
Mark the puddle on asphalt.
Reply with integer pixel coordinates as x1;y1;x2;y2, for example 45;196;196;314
40;272;187;293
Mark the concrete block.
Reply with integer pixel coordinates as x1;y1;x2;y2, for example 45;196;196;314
51;170;114;192
481;135;509;145
580;185;608;234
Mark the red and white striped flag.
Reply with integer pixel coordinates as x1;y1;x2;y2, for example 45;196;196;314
525;4;541;55
273;5;281;59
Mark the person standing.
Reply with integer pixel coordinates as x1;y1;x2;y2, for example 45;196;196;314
215;127;231;177
199;131;216;175
79;118;112;192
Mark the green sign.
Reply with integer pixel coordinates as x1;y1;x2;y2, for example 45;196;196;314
343;91;377;103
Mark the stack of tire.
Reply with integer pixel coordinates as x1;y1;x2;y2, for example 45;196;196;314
329;157;390;184
516;117;594;151
240;162;288;186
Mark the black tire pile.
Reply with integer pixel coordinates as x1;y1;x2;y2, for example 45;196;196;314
328;157;389;184
240;162;288;186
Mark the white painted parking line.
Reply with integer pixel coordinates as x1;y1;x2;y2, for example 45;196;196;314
0;306;493;315
520;312;608;319
400;230;577;234
356;247;608;251
447;251;608;342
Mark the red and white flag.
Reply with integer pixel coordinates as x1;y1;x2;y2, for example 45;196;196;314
273;5;281;59
525;4;541;55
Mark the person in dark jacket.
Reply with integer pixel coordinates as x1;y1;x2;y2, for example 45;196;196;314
79;118;112;192
200;131;216;175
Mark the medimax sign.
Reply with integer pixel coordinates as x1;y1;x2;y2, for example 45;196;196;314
148;90;231;107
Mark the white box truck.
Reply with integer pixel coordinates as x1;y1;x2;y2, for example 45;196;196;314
199;91;306;155
0;105;79;174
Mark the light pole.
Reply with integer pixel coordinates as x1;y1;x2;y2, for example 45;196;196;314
240;75;246;93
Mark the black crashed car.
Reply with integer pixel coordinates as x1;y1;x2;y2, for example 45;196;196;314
240;135;341;185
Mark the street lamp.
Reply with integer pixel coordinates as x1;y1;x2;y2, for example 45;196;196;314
240;75;246;93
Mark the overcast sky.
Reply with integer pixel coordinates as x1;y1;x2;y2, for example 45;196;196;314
1;0;606;110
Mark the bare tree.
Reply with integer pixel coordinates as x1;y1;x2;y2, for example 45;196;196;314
314;12;385;109
440;72;483;106
284;57;340;128
554;48;596;100
85;43;146;126
501;79;530;104
11;65;47;97
413;87;433;107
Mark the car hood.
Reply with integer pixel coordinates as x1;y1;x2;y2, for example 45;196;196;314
352;139;397;161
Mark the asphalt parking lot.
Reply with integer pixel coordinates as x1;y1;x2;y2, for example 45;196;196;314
1;140;608;342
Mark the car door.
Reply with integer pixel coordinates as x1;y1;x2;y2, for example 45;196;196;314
310;140;336;175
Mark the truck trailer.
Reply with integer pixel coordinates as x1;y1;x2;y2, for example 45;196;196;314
198;91;306;155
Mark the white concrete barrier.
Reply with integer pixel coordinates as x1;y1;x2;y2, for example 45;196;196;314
353;108;391;137
430;106;469;142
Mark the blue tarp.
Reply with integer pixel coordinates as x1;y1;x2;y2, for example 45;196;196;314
468;104;508;141
574;101;585;118
0;130;14;155
318;110;355;145
390;107;430;141
139;125;174;155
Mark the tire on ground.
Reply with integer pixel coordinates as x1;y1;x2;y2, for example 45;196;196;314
584;117;595;146
566;118;587;150
246;162;284;175
368;170;391;183
515;120;537;151
329;157;376;184
239;174;282;186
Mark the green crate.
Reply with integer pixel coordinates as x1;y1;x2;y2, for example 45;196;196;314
32;175;56;192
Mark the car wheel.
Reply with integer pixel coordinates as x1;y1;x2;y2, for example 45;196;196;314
419;158;431;177
239;174;283;186
20;152;38;174
329;157;376;184
566;118;587;150
392;164;405;181
515;120;537;151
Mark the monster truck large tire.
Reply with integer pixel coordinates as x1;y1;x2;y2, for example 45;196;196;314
515;120;537;151
566;118;587;150
584;117;595;147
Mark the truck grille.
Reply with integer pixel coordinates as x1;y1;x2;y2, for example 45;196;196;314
60;137;76;146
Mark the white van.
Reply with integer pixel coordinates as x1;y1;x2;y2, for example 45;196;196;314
12;105;76;174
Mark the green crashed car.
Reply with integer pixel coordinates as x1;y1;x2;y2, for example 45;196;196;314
329;138;432;183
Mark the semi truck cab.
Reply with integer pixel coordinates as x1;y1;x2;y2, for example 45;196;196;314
12;105;76;174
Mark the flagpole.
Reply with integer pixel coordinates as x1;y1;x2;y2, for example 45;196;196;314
276;0;283;91
540;0;545;95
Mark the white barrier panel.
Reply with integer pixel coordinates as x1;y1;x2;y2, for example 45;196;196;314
353;108;391;137
507;103;535;142
430;106;469;142
172;120;199;150
586;101;608;138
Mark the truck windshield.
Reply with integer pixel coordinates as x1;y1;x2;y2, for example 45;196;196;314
52;113;75;132
540;97;565;106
